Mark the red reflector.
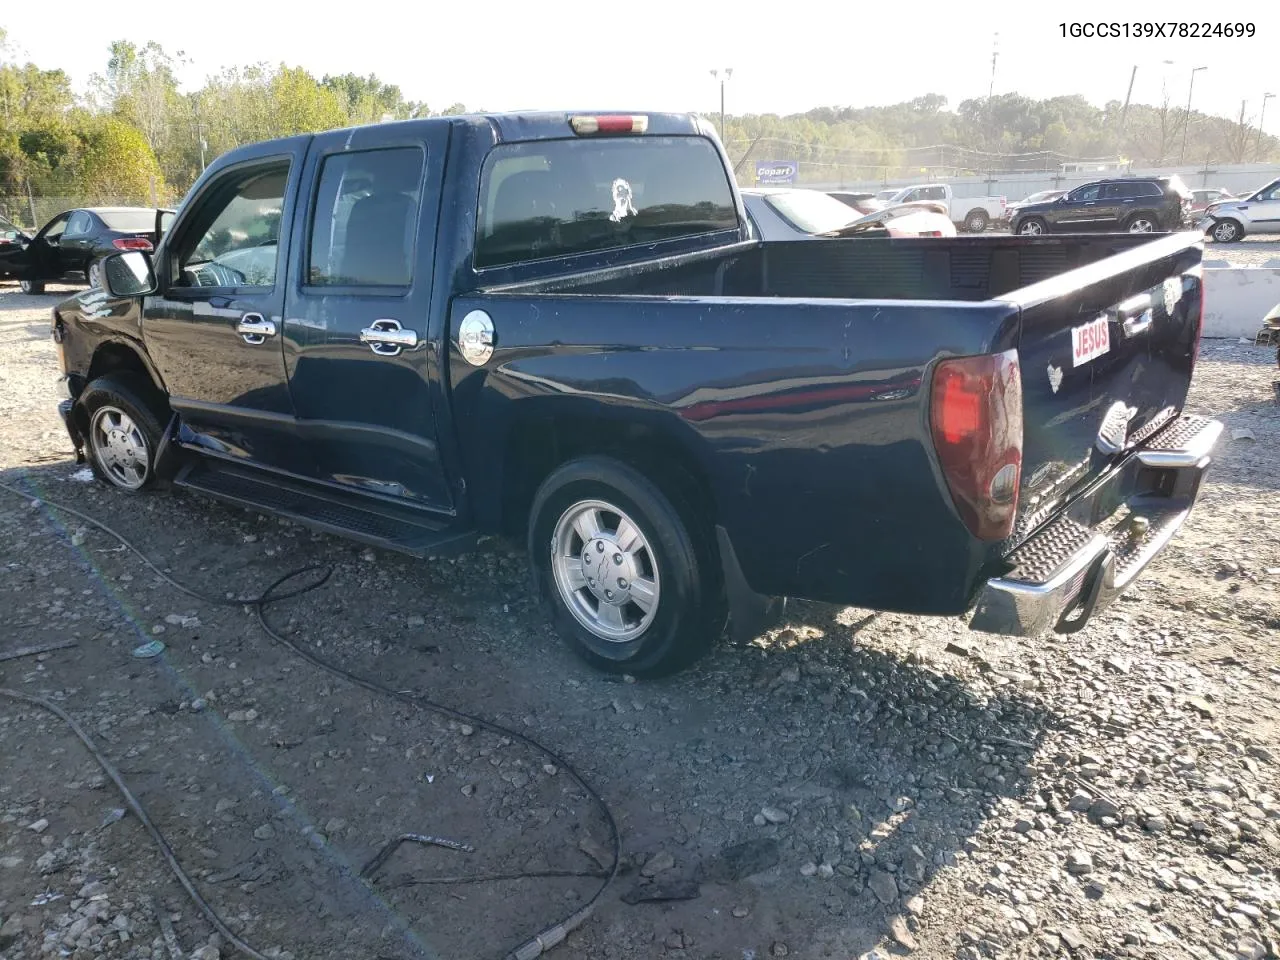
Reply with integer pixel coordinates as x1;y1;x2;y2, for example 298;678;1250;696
569;114;649;136
929;350;1023;541
113;237;154;252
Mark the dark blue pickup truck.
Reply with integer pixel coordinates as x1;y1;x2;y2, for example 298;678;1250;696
50;111;1222;676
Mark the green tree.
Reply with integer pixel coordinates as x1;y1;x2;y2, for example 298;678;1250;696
78;117;164;201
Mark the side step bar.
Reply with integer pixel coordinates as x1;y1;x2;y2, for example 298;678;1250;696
173;461;478;559
970;415;1221;637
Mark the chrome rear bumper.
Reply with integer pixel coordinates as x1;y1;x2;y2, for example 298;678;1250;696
970;415;1222;636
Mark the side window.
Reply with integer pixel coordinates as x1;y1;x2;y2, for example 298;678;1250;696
307;146;425;287
1260;182;1280;201
1138;182;1163;198
42;215;70;241
64;212;92;236
1070;184;1102;202
1101;184;1124;199
927;187;946;201
174;161;290;289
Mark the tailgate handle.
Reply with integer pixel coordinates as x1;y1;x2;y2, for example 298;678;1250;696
1116;293;1153;339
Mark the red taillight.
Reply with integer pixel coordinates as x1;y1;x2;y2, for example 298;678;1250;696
929;349;1023;541
569;114;649;136
112;237;153;252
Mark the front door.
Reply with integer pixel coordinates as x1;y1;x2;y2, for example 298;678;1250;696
20;212;71;281
1054;183;1108;231
1245;179;1280;232
140;140;311;475
281;126;452;511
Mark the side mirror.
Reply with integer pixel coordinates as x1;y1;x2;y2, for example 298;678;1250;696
102;251;158;297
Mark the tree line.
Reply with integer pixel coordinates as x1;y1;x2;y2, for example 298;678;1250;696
2;29;1277;220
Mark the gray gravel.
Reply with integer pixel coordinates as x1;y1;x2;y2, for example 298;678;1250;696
1;279;1278;960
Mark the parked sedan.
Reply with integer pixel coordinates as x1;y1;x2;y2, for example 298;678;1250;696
0;206;174;293
827;191;886;215
742;187;956;240
1189;187;1236;217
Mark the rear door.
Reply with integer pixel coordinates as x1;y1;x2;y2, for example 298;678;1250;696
281;124;453;511
1007;234;1204;542
59;211;96;274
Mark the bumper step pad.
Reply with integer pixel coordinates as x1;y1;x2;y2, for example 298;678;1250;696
970;414;1222;637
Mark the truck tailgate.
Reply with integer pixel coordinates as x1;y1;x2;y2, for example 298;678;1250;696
1003;232;1205;546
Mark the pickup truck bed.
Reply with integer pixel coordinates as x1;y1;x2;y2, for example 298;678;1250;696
451;231;1210;621
49;110;1218;677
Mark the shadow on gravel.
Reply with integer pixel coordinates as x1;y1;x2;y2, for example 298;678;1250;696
0;461;1056;960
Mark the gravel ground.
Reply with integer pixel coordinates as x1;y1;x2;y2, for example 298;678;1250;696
0;280;1278;960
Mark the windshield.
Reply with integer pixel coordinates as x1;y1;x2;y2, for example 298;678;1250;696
1252;179;1280;201
876;189;897;200
97;209;160;231
762;190;860;234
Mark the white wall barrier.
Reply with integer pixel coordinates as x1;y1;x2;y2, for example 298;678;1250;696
1201;265;1280;339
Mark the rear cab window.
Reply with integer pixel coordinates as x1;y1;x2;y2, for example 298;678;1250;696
474;136;739;269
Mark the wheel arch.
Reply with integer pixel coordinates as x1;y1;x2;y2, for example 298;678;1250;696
497;408;720;543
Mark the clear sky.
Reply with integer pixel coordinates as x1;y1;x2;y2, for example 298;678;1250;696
3;0;1277;132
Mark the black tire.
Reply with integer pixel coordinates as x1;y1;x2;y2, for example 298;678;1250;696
1016;217;1047;236
86;261;101;288
79;374;169;493
19;277;45;295
1125;214;1158;234
1210;219;1243;243
528;456;725;678
963;209;989;233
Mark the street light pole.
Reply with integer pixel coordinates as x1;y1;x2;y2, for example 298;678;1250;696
1260;92;1276;160
710;67;733;142
1179;66;1207;166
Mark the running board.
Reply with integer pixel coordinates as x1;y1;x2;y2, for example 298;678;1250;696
173;461;477;559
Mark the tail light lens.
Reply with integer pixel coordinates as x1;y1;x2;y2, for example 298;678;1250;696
930;349;1023;541
112;237;154;252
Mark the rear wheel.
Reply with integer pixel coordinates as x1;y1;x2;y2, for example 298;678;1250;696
87;260;102;288
528;456;724;677
1017;217;1047;236
1211;219;1242;243
19;278;45;295
964;209;990;233
1126;215;1157;233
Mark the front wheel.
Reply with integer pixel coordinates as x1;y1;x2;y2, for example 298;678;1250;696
528;456;724;677
80;374;168;492
1211;219;1243;243
1016;217;1047;236
87;260;102;288
964;210;989;233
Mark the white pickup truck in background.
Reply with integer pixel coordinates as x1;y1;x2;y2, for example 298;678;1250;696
878;183;1008;233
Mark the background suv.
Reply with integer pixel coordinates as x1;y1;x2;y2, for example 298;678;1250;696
1011;176;1192;236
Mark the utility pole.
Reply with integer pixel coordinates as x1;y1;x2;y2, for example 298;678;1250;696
1260;92;1276;161
1179;66;1207;166
710;68;733;143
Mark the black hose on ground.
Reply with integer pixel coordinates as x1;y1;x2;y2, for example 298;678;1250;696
0;479;621;960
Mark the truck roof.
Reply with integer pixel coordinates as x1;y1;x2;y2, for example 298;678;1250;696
212;111;711;169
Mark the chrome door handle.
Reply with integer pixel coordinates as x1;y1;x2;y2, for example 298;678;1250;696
236;313;277;345
359;318;418;357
